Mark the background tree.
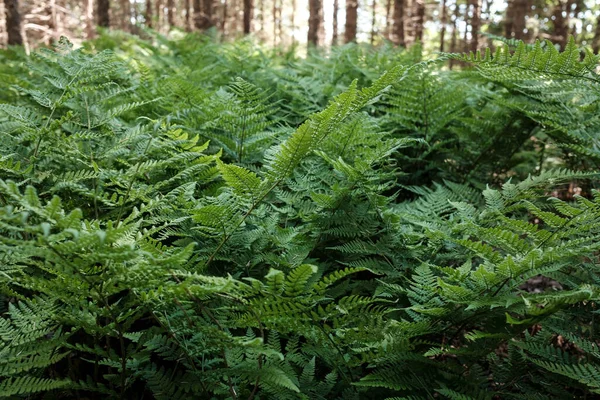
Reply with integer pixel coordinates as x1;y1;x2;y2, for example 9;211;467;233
243;0;252;34
97;0;110;27
469;0;481;51
307;0;323;46
413;0;425;43
504;0;529;40
440;0;447;51
167;0;174;26
332;0;339;45
145;0;153;27
391;0;405;46
345;0;358;43
4;0;22;45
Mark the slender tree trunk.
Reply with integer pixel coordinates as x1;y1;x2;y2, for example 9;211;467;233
243;0;252;34
221;0;227;33
439;0;447;51
413;0;424;43
167;0;174;26
86;0;95;38
384;0;391;38
156;0;163;31
121;0;131;31
332;0;339;45
97;0;110;27
193;0;200;28
4;0;23;45
185;0;191;30
50;0;58;40
345;0;358;43
469;0;481;52
231;0;238;34
277;0;282;44
259;0;264;32
391;0;404;46
370;0;377;44
593;14;600;54
145;0;153;27
504;0;513;38
307;0;323;46
449;1;459;68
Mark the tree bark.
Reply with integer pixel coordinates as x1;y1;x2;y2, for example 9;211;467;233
121;0;131;31
195;0;213;29
552;0;574;49
259;0;264;32
307;0;323;46
332;0;338;45
384;0;391;38
193;0;200;28
86;0;95;38
593;13;600;54
449;1;459;68
4;0;23;45
243;0;252;34
469;0;481;52
345;0;358;43
167;0;174;26
97;0;110;27
413;0;424;44
505;0;528;40
370;0;377;44
185;0;191;30
145;0;153;27
439;0;447;51
391;0;404;46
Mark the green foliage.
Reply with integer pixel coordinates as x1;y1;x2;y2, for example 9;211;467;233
1;31;600;399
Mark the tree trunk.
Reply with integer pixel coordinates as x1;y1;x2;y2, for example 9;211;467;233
193;0;200;28
167;0;174;26
221;0;227;33
185;0;191;30
345;0;358;43
332;0;339;45
370;0;377;44
277;0;282;44
505;0;528;40
593;14;600;54
449;1;459;68
145;0;153;27
391;0;404;46
384;0;391;38
4;0;23;45
243;0;252;34
195;0;213;29
97;0;110;27
121;0;131;31
259;0;264;32
307;0;323;46
413;0;424;43
552;0;574;49
86;0;95;38
439;0;447;52
156;0;165;31
469;0;481;52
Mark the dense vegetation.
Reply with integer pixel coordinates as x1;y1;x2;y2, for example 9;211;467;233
1;31;600;399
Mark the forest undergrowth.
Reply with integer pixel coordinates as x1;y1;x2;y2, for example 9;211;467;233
1;31;600;399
